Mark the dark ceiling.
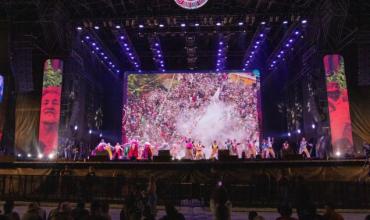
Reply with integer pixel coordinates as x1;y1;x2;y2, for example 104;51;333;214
1;0;369;74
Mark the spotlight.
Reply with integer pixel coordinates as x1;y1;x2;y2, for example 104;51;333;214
94;26;100;30
219;42;224;45
295;31;300;35
238;22;244;26
259;34;264;37
297;129;301;134
288;132;291;137
115;25;121;29
76;26;82;31
283;21;288;24
89;129;92;134
301;20;307;24
159;24;164;28
74;125;78;131
120;36;125;40
216;22;221;26
38;154;43;159
312;124;316;129
85;36;90;40
17;153;22;157
139;24;144;28
99;133;103;138
289;39;293;43
27;153;32;158
181;23;186;27
194;23;200;27
335;151;341;157
48;153;55;160
261;21;266;25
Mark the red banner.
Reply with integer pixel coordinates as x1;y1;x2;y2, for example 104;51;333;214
38;59;63;155
323;55;353;155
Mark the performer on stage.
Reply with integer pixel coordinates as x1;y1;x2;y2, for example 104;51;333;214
246;140;257;159
262;138;275;159
194;141;205;160
122;142;131;159
112;143;123;160
281;140;292;159
105;143;113;160
225;139;232;151
128;139;139;160
142;142;153;160
231;139;240;156
210;140;219;160
184;139;193;160
299;137;311;158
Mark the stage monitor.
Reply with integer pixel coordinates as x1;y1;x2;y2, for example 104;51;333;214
323;55;353;155
0;74;3;103
38;59;63;155
125;71;261;159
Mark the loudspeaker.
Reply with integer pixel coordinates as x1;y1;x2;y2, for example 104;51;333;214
89;152;110;161
154;150;171;162
218;150;238;161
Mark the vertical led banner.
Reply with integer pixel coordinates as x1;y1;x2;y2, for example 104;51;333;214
0;74;3;103
323;55;353;155
39;59;63;155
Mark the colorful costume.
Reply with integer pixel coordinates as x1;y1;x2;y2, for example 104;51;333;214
210;142;218;159
128;140;139;160
142;142;153;160
112;143;123;160
184;141;193;159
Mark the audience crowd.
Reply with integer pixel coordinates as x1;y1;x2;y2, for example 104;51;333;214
0;176;368;220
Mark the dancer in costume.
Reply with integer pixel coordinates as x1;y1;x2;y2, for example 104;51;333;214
246;140;257;159
299;137;311;158
112;143;123;160
184;139;193;159
128;139;139;160
194;141;205;160
105;143;113;160
264;137;276;159
142;142;153;160
210;140;219;159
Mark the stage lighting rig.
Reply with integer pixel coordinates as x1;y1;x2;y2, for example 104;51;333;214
79;32;121;78
149;35;166;72
242;24;270;70
112;27;142;72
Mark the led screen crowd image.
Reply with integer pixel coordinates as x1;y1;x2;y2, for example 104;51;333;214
125;72;260;159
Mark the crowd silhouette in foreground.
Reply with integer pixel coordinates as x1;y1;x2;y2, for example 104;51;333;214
0;176;369;220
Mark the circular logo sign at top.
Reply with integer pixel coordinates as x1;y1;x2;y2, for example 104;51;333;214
175;0;209;10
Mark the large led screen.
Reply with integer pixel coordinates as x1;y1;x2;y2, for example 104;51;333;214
38;59;63;155
323;55;353;155
126;72;260;158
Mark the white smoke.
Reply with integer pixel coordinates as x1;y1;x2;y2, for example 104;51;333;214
175;87;247;158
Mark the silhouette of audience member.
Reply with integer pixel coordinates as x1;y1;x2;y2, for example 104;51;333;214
126;185;144;220
298;203;323;220
276;205;297;220
322;203;344;220
365;215;370;220
2;200;20;220
71;202;89;220
101;202;112;220
49;202;72;220
159;203;185;220
248;211;258;220
210;185;232;220
90;200;108;220
21;203;44;220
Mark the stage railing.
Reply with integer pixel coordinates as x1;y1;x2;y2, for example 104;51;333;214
0;174;369;209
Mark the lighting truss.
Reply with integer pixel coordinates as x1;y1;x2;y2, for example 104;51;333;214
148;35;166;72
112;27;142;72
267;20;308;70
242;24;270;71
80;33;121;77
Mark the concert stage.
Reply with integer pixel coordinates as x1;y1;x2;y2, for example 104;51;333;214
0;158;368;181
0;158;369;208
